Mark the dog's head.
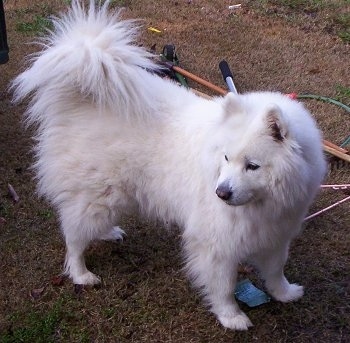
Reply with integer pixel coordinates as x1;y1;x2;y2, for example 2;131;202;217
212;92;308;207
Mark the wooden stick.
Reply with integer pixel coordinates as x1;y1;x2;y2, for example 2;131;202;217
168;63;228;96
323;139;348;154
323;145;350;163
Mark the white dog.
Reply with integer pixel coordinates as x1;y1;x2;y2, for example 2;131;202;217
12;0;326;330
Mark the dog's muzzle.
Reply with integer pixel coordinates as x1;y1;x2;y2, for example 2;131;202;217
216;184;232;201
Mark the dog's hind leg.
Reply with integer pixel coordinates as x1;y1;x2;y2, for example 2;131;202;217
60;203;113;285
64;234;101;285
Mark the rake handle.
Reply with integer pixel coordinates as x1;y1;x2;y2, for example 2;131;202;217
165;62;228;96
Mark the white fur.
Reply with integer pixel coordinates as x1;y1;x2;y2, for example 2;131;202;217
12;0;326;330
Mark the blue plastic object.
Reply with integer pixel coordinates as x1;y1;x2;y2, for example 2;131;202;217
235;279;271;307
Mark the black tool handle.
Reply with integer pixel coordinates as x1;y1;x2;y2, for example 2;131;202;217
219;60;233;80
0;0;9;64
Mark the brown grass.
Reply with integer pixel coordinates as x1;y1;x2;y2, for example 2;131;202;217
0;0;349;342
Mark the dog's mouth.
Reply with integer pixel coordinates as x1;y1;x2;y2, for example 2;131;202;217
223;198;251;207
216;187;255;206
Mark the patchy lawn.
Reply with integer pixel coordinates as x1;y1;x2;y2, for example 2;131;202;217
0;0;349;342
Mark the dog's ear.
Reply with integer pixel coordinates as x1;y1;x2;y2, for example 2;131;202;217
223;93;244;119
264;105;288;142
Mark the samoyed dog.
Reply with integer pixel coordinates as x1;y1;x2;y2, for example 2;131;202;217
13;0;326;330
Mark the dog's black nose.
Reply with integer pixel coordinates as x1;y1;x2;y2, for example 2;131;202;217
216;187;232;201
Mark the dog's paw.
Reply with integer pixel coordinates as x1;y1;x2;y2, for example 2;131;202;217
73;271;101;286
272;283;304;302
218;312;253;331
100;226;126;241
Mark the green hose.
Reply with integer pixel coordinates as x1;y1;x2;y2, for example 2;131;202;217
297;94;350;113
296;94;350;147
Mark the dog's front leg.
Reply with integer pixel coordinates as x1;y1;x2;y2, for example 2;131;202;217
251;242;304;302
207;261;253;330
185;243;253;330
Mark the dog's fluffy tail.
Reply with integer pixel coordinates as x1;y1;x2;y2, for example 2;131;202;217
12;0;160;123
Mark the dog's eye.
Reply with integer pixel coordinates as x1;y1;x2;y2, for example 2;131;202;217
246;162;260;171
224;155;229;162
